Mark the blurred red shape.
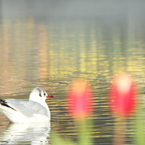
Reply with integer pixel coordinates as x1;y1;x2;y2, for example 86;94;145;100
109;72;137;118
67;78;94;120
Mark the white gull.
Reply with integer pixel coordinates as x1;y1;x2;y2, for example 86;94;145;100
0;87;53;123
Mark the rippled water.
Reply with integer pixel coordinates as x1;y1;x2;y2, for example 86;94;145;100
0;122;50;144
0;16;145;144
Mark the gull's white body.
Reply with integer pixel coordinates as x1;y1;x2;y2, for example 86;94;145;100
0;87;51;123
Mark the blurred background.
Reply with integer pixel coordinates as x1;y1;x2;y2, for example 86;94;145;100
0;0;145;144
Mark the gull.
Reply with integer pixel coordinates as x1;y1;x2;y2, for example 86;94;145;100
0;87;53;123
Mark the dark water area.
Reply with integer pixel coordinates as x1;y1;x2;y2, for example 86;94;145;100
0;1;145;145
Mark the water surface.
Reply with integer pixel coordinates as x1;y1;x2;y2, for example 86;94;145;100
0;17;145;144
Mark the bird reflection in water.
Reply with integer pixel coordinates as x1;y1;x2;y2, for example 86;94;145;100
0;122;50;145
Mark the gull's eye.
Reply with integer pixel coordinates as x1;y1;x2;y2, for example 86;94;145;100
44;93;46;96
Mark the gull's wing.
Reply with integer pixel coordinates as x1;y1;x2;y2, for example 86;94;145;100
4;99;49;117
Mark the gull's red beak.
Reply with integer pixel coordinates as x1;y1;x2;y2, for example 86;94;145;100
46;95;54;98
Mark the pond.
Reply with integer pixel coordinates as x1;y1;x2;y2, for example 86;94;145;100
0;13;145;145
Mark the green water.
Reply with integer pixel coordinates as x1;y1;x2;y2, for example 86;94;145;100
0;18;145;145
